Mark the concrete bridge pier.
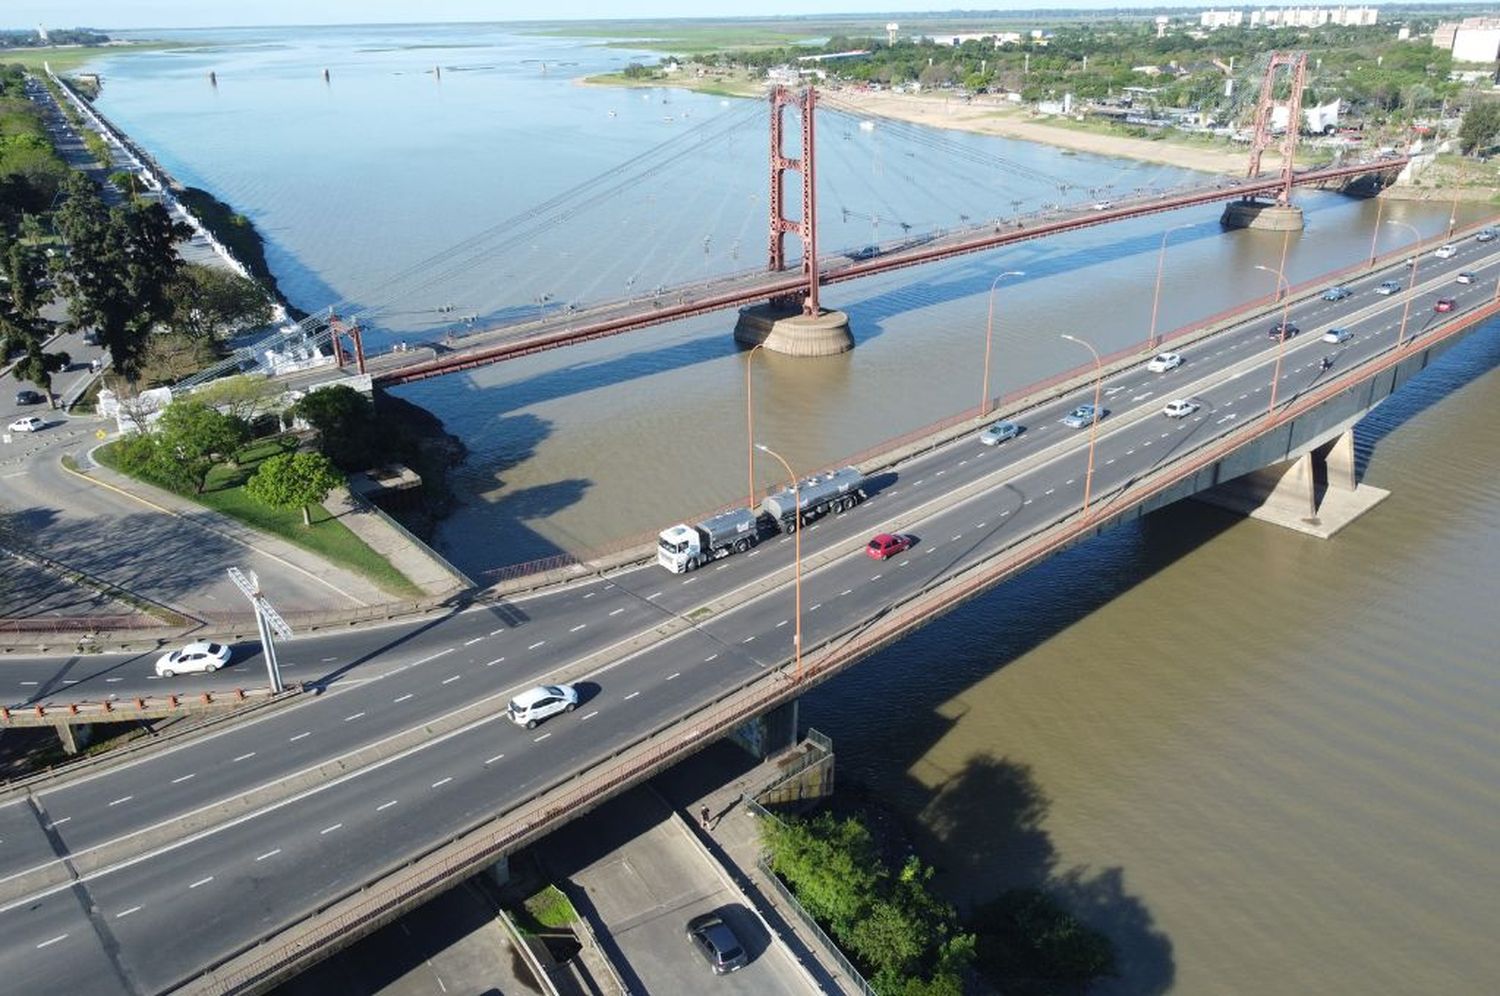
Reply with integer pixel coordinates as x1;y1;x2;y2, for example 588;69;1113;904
729;697;800;759
734;303;853;357
54;721;94;755
484;854;511;888
1221;199;1305;232
1199;428;1388;538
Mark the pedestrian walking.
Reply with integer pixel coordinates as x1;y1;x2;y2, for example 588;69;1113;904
700;805;712;830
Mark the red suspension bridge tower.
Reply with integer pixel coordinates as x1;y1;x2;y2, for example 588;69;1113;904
1221;51;1309;232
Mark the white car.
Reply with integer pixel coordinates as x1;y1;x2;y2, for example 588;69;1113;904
978;420;1021;446
507;684;579;729
1433;244;1457;260
7;416;45;433
155;641;232;678
1162;399;1200;419
1322;327;1353;344
1146;352;1182;373
1455;271;1475;285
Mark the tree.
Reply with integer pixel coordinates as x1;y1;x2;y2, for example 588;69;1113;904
1459;100;1500;155
10;337;69;407
167;263;274;341
291;384;377;470
245;450;343;526
151;399;248;494
762;812;880;938
193;374;279;424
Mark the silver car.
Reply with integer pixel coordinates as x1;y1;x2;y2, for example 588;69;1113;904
1061;405;1106;429
979;420;1021;445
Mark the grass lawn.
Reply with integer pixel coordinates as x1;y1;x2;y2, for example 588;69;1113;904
515;884;578;933
96;435;423;599
0;42;185;73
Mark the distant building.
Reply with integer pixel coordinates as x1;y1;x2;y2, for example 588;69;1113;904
1201;10;1244;29
1203;7;1377;31
1432;17;1500;64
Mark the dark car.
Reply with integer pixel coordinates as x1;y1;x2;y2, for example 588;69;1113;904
14;390;44;406
1321;286;1351;301
1267;321;1300;339
1434;298;1455;313
687;912;748;975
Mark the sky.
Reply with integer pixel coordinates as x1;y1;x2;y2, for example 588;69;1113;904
0;1;1425;33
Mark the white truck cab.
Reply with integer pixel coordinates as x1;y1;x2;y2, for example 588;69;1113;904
657;524;701;573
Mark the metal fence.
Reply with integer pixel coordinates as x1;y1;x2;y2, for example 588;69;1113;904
755;853;877;996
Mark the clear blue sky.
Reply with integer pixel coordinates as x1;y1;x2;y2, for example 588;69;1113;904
0;1;1425;32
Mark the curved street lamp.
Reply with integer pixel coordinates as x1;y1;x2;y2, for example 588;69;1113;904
755;443;803;683
1254;264;1293;414
978;270;1025;420
1386;219;1423;347
1060;333;1103;519
1148;223;1195;349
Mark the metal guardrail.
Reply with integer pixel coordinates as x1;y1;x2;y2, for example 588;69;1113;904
344;491;477;590
0;686;281;728
755;854;877;996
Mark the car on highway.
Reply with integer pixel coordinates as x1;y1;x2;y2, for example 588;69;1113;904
1061;404;1106;429
7;415;45;433
1146;351;1182;372
1267;321;1300;339
155;641;232;678
686;911;749;975
1322;327;1353;344
848;245;880;261
1091;200;1113;211
1162;399;1200;418
1375;280;1403;295
1321;286;1351;301
506;684;578;729
978;420;1021;445
1477;228;1497;243
1456;271;1475;285
1434;244;1457;260
866;533;912;560
14;389;44;405
1434;298;1455;313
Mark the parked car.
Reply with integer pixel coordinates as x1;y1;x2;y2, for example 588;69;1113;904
1477;228;1497;243
1375;280;1403;295
1061;404;1106;429
154;641;232;678
1162;399;1200;419
1146;351;1182;372
1267;321;1300;339
1434;298;1455;313
13;390;44;406
7;416;45;433
506;684;578;729
866;533;912;560
1321;286;1351;301
687;912;749;975
1322;327;1353;344
1434;244;1457;260
1456;271;1475;285
978;420;1021;446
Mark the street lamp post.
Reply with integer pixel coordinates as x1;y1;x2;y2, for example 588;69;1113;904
1367;194;1386;267
745;342;766;510
755;443;803;683
1254;264;1293;414
1387;220;1423;347
978;270;1025;420
1059;334;1103;519
1148;223;1194;349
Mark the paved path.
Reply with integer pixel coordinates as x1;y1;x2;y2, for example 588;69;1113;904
322;487;468;598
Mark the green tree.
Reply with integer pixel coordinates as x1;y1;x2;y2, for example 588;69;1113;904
10;336;69;407
166;263;274;340
1459;100;1500;155
291;384;377;470
763;812;880;938
151;398;248;494
193;374;279;424
245;450;343;526
971;888;1116;995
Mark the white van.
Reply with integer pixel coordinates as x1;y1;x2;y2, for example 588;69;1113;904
507;684;579;729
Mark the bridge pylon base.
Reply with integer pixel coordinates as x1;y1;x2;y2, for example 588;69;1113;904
1197;429;1388;539
1221;199;1304;232
734;303;853;357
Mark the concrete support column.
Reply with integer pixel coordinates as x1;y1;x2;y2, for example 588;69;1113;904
53;722;94;756
485;854;511;888
729;697;800;759
1325;429;1357;492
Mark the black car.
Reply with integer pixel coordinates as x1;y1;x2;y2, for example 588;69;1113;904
1267;321;1300;339
14;390;44;406
687;911;749;975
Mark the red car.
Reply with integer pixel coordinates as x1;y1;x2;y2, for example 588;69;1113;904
866;533;911;560
1434;298;1455;313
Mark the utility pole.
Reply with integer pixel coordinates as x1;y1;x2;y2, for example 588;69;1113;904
228;567;294;693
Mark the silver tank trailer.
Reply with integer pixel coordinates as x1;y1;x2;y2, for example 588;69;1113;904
760;466;866;530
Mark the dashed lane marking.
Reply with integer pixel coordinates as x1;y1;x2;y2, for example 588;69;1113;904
393;694;413;704
624;691;640;701
289;732;311;742
171;774;195;785
431;778;452;789
233;752;256;762
344;712;366;722
36;934;67;949
115;906;141;919
776;619;788;627
441;675;461;685
377;800;398;812
870;574;882;581
320;824;342;835
646;592;662;600
189;876;214;889
666;672;681;681
570;624;586;633
527;641;546;650
464;638;482;646
533;733;551;743
705;654;718;662
609;608;625;616
742;635;755;643
810;603;822;611
582;711;598;721
485;658;504;667
108;796;133;807
484;754;505;765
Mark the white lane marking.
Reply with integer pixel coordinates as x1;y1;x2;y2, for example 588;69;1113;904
484;658;504;667
666;672;681;681
36;934;67;949
1218;413;1239;424
19;681;36;686
870;574;882;582
1131;392;1154;402
609;608;625;616
533;733;552;743
581;711;599;721
289;732;311;742
705;654;718;662
189;876;214;889
321;656;338;662
681;577;698;586
413;648;455;667
776;619;788;628
115;906;141;919
255;849;281;862
527;641;546;650
484;754;505;765
344;712;366;722
742;635;755;643
46;817;70;829
1023;499;1033;505
570;624;586;633
1106;458;1116;465
320;824;342;835
170;774;196;785
464;637;482;646
646;592;662;600
490;629;506;636
583;592;595;599
393;694;413;704
976;522;986;529
377;800;398;812
898;559;910;567
233;752;256;762
1043;488;1055;496
840;589;852;597
441;675;461;685
809;603;822;611
108;796;133;807
715;564;729;571
624;691;640;701
431;778;452;789
105;678;122;683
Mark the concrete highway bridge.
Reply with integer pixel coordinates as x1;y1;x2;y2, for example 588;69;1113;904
0;220;1496;994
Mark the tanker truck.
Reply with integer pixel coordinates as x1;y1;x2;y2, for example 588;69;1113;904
759;466;867;533
657;506;771;573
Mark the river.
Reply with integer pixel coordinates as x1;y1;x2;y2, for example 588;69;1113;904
84;24;1498;993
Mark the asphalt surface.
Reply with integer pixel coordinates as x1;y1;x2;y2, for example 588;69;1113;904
0;235;1495;993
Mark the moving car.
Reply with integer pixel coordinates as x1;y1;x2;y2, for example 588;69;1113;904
848;245;880;261
866;533;912;560
14;390;43;406
1375;280;1403;295
1434;244;1457;260
1456;271;1475;285
7;416;45;433
1061;404;1106;429
1434;298;1455;313
506;684;578;729
154;641;232;678
1322;327;1353;344
1162;399;1200;418
1477;228;1497;243
1267;321;1300;339
686;912;749;975
1091;200;1113;210
1321;286;1351;301
978;420;1021;445
1146;351;1182;372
